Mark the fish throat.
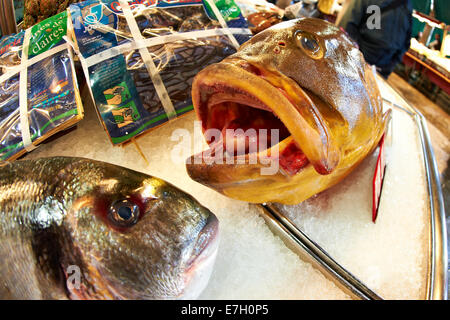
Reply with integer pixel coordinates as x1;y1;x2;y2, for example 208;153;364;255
194;62;326;176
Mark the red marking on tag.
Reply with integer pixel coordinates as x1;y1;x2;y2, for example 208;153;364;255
372;134;387;223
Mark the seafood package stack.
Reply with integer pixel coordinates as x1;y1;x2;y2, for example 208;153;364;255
69;0;252;145
0;11;83;163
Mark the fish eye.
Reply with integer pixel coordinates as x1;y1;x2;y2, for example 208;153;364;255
109;199;140;227
294;31;323;59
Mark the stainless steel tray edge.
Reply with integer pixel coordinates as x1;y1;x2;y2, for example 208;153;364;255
256;204;383;300
415;110;447;300
383;96;448;300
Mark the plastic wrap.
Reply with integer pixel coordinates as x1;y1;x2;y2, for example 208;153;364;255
0;11;83;162
69;0;252;145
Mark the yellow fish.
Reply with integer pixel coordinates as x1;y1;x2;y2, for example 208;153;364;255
187;18;390;205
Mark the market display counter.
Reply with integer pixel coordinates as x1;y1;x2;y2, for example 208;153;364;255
22;74;447;299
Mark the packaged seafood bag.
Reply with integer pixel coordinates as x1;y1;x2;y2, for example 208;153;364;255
0;11;83;163
69;0;252;145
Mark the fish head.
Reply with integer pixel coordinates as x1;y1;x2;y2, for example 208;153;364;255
188;18;390;204
59;159;218;299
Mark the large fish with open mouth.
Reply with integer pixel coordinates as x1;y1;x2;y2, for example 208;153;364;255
187;18;390;204
0;157;218;299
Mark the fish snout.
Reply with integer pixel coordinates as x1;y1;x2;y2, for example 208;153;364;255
181;213;219;299
196;213;219;257
188;213;219;269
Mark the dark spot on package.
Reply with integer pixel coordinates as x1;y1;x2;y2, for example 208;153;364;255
0;11;83;162
247;11;282;34
69;0;251;145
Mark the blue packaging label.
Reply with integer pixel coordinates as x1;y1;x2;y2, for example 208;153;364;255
70;0;251;144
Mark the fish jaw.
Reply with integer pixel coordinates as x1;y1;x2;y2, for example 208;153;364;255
192;60;340;175
187;60;350;204
181;214;219;299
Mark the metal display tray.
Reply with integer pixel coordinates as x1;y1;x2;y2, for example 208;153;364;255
255;77;447;300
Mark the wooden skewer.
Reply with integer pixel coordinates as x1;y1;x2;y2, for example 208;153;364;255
131;138;150;166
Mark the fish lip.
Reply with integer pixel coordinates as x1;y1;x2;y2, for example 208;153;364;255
180;214;219;299
187;213;219;268
191;58;340;175
196;59;300;151
189;61;309;175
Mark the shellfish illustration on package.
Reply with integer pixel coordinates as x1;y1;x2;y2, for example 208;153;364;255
0;11;83;162
69;0;252;145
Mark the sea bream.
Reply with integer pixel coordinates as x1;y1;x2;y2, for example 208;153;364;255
0;157;218;299
187;18;390;204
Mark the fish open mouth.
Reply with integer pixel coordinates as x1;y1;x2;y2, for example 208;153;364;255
190;59;340;176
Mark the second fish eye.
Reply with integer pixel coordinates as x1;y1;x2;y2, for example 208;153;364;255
295;31;323;59
109;199;140;226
